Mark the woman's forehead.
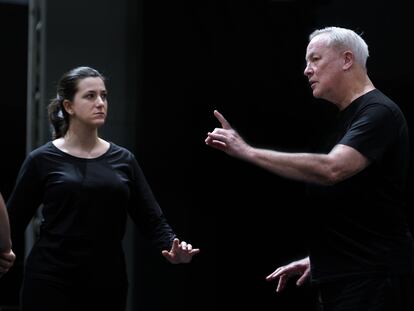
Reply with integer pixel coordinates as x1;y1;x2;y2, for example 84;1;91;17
77;77;106;91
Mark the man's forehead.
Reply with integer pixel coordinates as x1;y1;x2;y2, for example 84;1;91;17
309;35;329;48
306;37;329;55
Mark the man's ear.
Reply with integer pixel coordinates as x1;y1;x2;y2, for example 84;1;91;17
343;50;354;71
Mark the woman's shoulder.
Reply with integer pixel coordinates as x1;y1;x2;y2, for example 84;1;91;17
28;141;55;157
18;142;56;170
107;141;136;160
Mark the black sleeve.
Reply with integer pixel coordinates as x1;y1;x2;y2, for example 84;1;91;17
7;154;43;244
127;154;176;251
338;104;397;162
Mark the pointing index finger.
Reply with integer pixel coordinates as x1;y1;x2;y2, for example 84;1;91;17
214;110;232;129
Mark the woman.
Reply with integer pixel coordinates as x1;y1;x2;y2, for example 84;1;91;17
7;66;199;311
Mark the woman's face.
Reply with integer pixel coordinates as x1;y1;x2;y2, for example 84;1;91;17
64;77;108;129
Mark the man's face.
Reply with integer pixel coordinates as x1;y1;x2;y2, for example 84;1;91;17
304;35;344;102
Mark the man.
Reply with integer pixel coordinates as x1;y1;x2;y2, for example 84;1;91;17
0;192;15;277
205;26;414;310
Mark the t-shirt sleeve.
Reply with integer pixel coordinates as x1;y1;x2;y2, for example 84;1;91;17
338;104;398;162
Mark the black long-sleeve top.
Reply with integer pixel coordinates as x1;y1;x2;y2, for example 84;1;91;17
7;141;176;287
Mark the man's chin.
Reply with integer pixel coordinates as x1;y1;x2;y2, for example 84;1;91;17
312;90;321;98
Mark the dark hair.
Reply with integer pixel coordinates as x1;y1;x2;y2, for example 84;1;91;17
47;66;106;139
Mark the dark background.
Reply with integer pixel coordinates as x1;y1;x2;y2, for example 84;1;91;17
0;0;412;310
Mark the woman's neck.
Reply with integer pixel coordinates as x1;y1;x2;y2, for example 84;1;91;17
64;128;99;149
55;128;108;159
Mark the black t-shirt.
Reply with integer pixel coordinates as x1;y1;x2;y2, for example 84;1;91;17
7;141;176;287
307;89;414;283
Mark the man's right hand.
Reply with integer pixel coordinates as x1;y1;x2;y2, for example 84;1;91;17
205;110;251;159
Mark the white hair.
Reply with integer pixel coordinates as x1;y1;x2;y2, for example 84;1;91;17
309;26;369;69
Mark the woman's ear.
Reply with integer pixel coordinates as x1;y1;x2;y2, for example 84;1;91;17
62;99;73;115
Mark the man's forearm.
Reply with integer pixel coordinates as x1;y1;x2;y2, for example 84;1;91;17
243;147;335;185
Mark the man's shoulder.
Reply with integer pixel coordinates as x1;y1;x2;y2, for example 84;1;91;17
357;89;404;120
360;89;398;110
